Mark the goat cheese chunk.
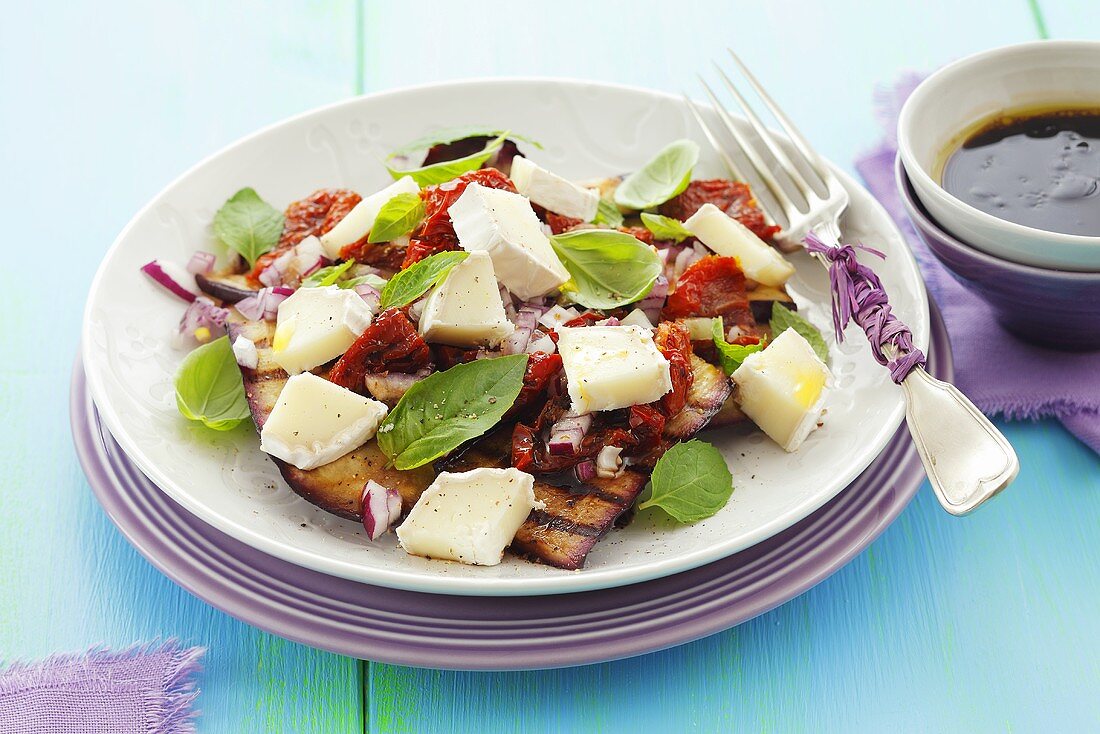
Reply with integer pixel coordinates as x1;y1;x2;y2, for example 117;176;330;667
685;203;795;286
271;285;374;375
731;328;832;452
396;468;543;566
510;156;600;221
318;176;420;258
418;251;514;347
260;373;389;470
448;183;570;300
557;325;673;413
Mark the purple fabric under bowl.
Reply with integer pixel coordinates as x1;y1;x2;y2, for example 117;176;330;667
895;156;1100;351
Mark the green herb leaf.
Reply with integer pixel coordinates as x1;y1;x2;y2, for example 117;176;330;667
340;273;388;291
770;303;829;362
387;126;541;158
368;193;425;243
212;188;284;267
386;133;507;187
174;336;251;431
641;212;693;242
613;140;699;210
638;440;734;522
711;319;766;374
593;198;624;228
301;258;357;288
378;251;468;310
549;229;662;309
377;354;530;470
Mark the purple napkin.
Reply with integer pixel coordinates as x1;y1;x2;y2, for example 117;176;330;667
855;73;1100;455
0;642;203;734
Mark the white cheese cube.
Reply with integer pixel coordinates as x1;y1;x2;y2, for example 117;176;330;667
272;285;374;375
557;325;673;413
620;309;654;329
448;183;570;300
396;468;543;566
418;251;514;347
731;328;832;452
684;203;795;286
260;373;389;470
319;176;420;258
510;156;600;221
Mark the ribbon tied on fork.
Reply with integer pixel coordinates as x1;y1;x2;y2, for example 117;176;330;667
804;231;926;383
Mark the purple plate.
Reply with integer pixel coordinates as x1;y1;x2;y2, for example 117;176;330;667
70;304;950;670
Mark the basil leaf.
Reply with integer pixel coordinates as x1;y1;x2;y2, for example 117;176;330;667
770;303;829;362
641;212;693;243
377;354;530;470
549;229;662;309
593;198;624;228
368;193;425;244
212;188;284;267
340;273;388;290
388;126;541;158
301;258;357;288
386;133;507;187
711;319;765;374
614;140;699;211
378;251;468;310
174;336;251;431
638;440;734;522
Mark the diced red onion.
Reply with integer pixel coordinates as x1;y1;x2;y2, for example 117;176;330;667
364;371;425;403
177;296;229;346
232;335;259;369
525;332;556;355
594;317;620;327
258;249;293;287
235;287;291;322
502;327;533;356
499;284;517;322
361;480;402;541
141;260;198;303
596;445;624;478
354;283;381;312
574;460;597;483
548;413;592;456
186;251;216;275
293;235;326;278
673;246;704;282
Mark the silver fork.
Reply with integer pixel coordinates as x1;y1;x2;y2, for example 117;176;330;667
687;50;1019;516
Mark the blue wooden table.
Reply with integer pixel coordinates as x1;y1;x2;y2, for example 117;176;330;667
3;1;1098;731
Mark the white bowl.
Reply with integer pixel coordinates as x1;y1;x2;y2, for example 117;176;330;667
898;40;1100;272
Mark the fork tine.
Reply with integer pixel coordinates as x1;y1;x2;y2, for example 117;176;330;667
697;75;799;224
681;93;748;183
711;62;814;205
726;48;833;194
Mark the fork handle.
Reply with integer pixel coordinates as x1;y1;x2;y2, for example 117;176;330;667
900;366;1018;514
806;225;1019;515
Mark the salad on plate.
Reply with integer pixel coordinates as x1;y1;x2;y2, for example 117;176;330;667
142;129;833;570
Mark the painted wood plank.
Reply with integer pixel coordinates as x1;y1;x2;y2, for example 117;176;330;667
0;1;364;732
353;2;1100;732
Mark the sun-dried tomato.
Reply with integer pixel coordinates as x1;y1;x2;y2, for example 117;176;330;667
511;423;541;473
662;256;751;321
506;352;563;419
628;404;666;452
659;179;779;241
328;309;430;390
339;240;407;271
430;345;480;371
562;311;608;328
544;210;584;234
249;189;362;282
653;321;694;416
619;226;654;245
404;169;518;269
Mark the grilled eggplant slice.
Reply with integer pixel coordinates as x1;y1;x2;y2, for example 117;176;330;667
226;318;434;519
442;431;648;570
664;354;733;440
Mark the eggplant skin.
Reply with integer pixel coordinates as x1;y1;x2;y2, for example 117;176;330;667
196;273;259;304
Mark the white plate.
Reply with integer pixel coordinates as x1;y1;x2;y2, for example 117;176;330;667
82;78;928;596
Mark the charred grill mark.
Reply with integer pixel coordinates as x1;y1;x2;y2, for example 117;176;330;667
525;509;602;537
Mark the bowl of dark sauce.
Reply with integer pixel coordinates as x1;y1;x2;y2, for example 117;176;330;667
899;41;1100;272
896;156;1100;351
